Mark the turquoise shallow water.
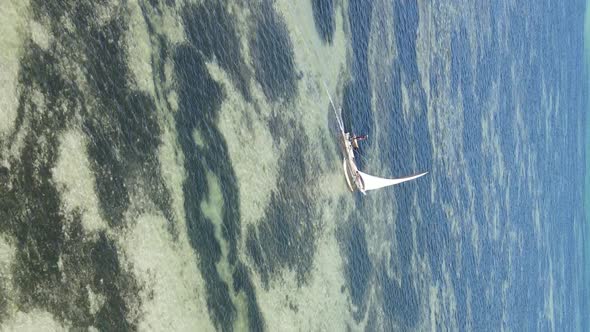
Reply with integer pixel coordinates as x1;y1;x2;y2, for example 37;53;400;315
0;0;587;330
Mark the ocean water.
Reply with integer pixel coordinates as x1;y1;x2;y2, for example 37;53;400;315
0;0;587;331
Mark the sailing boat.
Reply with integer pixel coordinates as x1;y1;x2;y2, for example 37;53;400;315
326;84;428;194
283;13;427;194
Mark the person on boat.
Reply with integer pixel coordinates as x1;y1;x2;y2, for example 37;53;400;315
350;134;367;150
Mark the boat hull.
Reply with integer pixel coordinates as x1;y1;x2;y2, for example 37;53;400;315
343;158;354;192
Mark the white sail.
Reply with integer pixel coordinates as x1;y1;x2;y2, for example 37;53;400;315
357;171;428;192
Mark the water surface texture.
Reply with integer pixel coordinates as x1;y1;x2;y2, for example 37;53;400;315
0;0;587;331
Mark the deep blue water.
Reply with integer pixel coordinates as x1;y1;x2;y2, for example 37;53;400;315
342;0;588;330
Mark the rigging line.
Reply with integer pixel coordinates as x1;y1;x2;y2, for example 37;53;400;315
323;81;345;130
